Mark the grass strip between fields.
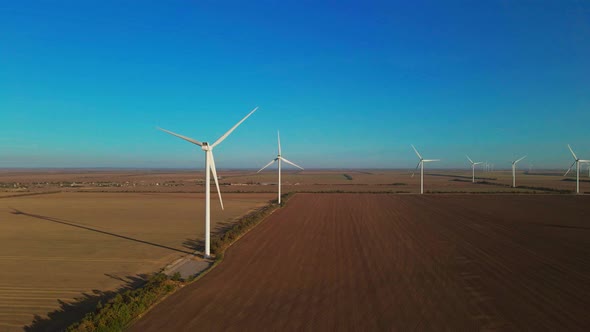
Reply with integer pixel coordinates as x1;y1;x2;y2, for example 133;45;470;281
65;193;294;332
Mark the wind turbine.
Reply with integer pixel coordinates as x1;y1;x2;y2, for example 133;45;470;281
466;155;483;183
257;131;303;205
411;145;440;194
564;144;590;194
511;155;526;188
157;107;258;258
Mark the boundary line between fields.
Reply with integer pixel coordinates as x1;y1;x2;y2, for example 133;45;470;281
122;192;296;330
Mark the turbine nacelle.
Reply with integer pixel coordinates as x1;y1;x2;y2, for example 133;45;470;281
564;145;590;190
411;145;440;194
157;106;258;258
257;131;303;205
510;155;526;188
466;155;482;183
466;155;482;166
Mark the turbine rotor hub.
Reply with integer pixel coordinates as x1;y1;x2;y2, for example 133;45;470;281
201;142;210;151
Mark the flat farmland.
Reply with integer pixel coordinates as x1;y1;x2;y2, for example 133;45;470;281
4;169;586;195
132;193;590;331
0;192;274;331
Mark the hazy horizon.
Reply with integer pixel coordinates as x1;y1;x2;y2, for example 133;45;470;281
0;166;573;172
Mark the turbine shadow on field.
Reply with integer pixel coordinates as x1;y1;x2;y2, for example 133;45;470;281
9;208;193;255
562;178;590;183
428;173;497;181
24;274;147;332
531;223;590;231
182;220;236;254
182;238;203;253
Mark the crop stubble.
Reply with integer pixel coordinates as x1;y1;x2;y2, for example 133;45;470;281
0;192;274;331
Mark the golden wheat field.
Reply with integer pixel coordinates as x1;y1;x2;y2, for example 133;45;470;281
0;192;274;331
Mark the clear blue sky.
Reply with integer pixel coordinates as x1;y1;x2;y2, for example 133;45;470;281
1;1;589;169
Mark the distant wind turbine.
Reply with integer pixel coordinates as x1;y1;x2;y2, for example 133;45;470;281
511;155;526;188
564;144;590;194
157;107;258;258
257;131;303;205
466;155;483;183
411;145;440;194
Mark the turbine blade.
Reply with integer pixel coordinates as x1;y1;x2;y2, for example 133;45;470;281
157;127;203;146
423;159;440;162
281;157;304;170
515;155;527;164
277;130;281;156
257;159;277;173
568;144;578;160
211;107;258;148
209;152;224;210
564;161;576;176
411;161;421;177
411;145;423;160
474;162;483;165
466;155;474;164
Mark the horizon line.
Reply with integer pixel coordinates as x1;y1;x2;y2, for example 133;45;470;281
0;167;569;172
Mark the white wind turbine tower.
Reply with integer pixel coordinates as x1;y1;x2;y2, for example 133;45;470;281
466;155;483;183
564;144;590;194
511;155;526;188
157;107;258;258
411;145;440;194
257;131;303;205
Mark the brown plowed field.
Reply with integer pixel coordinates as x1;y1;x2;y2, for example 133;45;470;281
134;193;590;331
